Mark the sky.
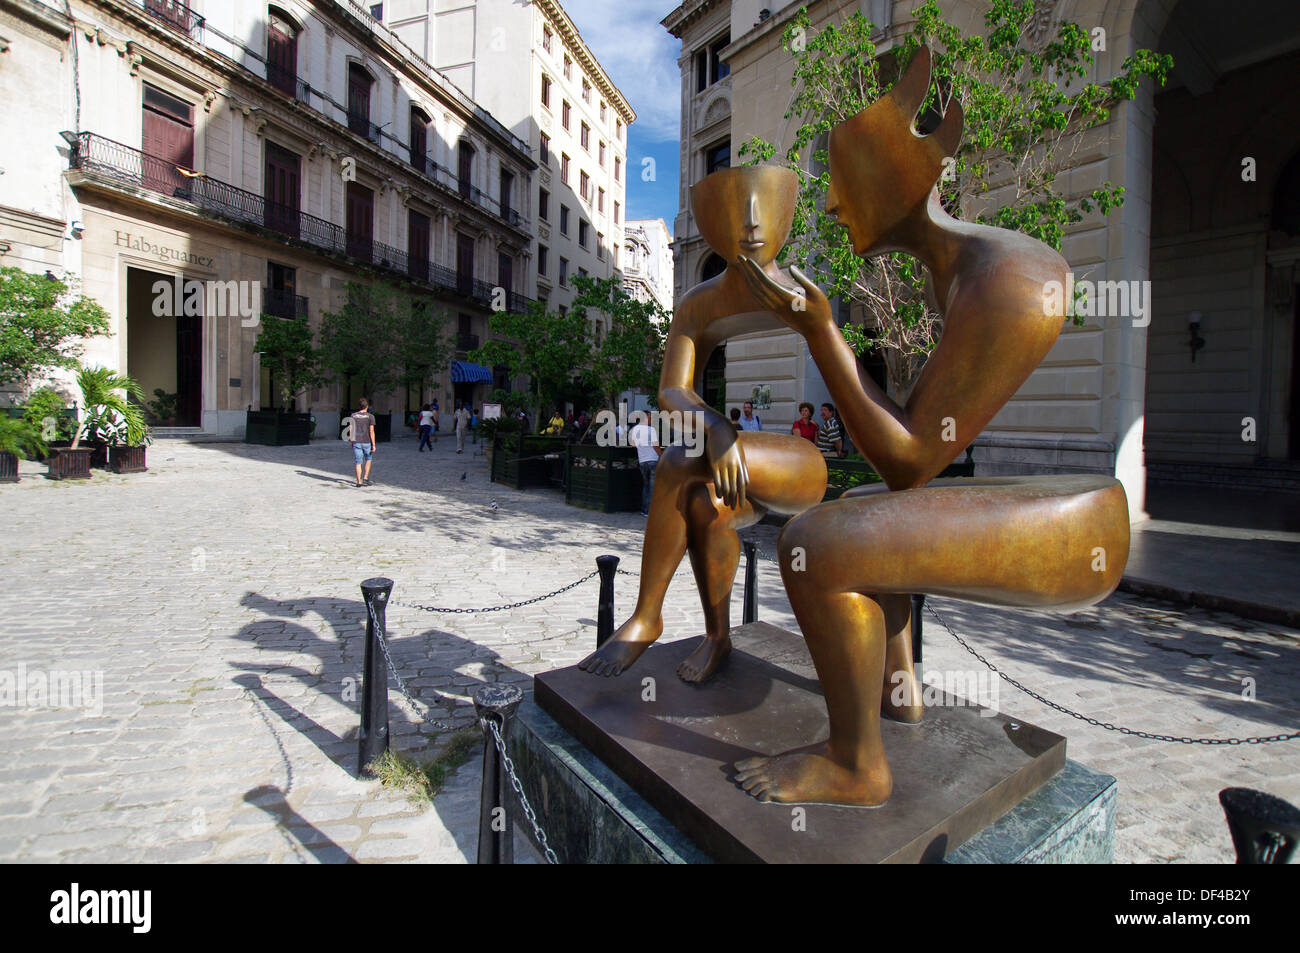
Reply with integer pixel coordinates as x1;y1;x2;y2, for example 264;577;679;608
561;0;682;229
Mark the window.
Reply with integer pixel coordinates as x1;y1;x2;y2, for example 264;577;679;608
614;156;621;182
695;33;730;92
539;187;550;221
347;64;373;138
559;205;569;235
499;169;514;220
142;83;194;195
265;261;298;318
541;74;551;108
559;257;569;287
614;200;620;224
409;107;429;172
542;25;552;54
560;153;570;184
580;122;590;151
596;232;604;260
559;304;567;316
458;141;474;198
582;78;591;103
539;132;550;165
369;3;382;20
264;142;299;237
578;267;588;280
538;244;548;277
266;10;299;99
598;187;605;213
600;100;606;121
346;181;374;261
578;220;589;248
456;233;474;296
705;139;730;174
408;209;430;281
580;170;589;201
599;141;605;167
563;54;571;80
499;252;513;299
616;119;622;140
562;100;570;130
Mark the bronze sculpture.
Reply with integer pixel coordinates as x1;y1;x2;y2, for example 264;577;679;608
581;47;1130;808
578;166;828;684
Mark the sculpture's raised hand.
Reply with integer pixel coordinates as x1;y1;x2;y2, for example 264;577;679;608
737;256;833;337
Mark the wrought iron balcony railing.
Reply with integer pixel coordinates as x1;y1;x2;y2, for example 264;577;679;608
143;0;204;42
347;110;382;143
265;61;310;103
457;332;480;351
263;289;309;319
67;132;536;311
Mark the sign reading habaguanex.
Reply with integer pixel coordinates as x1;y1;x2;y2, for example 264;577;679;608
115;230;214;268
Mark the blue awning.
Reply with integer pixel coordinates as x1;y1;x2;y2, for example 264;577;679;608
450;360;493;383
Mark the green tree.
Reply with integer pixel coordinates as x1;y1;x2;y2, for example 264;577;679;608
740;0;1171;395
394;296;452;409
570;275;668;410
0;266;111;390
319;281;404;409
470;301;591;418
254;314;322;412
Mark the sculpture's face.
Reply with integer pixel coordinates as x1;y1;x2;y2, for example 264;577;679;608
691;166;797;267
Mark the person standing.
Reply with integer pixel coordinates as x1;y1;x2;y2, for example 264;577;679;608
454;402;472;453
350;397;377;485
417;403;434;452
430;399;439;443
791;401;819;443
816;402;845;458
737;400;763;431
629;415;661;517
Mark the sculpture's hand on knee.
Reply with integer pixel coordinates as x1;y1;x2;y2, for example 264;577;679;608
707;425;749;509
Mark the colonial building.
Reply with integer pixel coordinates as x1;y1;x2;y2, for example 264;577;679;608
382;0;636;325
663;0;1300;520
0;0;536;437
622;218;674;311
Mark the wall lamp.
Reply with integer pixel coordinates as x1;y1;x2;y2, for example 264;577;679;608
1188;310;1205;363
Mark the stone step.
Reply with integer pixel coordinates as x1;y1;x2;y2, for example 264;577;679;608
1148;460;1300;494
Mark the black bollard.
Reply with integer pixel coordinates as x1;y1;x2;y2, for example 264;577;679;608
742;540;758;625
595;554;619;647
474;683;524;864
910;593;925;665
357;577;394;778
1219;787;1300;864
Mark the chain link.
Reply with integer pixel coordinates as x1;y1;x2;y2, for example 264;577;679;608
394;570;602;614
365;598;461;732
482;715;558;864
926;603;1300;745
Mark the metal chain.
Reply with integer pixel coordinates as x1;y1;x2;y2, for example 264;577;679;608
482;715;558;864
926;603;1300;745
394;570;601;614
365;599;461;732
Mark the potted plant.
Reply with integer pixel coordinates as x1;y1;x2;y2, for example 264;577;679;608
249;314;322;446
145;389;179;427
49;366;147;480
0;416;47;483
17;386;77;460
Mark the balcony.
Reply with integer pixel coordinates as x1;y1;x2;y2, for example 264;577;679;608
456;332;480;352
347;110;382;144
67;133;537;312
263;288;308;319
265;61;310;103
143;0;204;42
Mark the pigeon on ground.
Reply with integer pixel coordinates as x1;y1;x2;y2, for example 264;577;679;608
461;472;467;481
489;500;499;511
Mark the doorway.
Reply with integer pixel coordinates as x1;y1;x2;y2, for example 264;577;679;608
126;267;201;427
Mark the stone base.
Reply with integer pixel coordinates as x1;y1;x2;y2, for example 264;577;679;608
510;623;1117;864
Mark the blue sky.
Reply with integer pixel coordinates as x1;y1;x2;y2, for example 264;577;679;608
562;0;682;229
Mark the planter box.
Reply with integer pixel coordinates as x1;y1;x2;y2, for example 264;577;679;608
491;434;568;490
88;440;109;469
110;445;148;474
566;444;643;513
0;451;17;483
246;410;312;446
47;446;92;480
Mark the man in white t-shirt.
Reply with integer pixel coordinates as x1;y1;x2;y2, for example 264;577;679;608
629;417;661;517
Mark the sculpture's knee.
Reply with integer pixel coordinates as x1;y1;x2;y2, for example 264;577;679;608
777;509;829;583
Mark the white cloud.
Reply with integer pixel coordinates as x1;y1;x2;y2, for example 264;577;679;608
560;0;682;142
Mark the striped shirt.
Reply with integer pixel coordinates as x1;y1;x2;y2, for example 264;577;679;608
816;416;844;456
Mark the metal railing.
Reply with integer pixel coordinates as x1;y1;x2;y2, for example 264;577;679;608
69;132;535;312
265;61;310;103
457;332;480;351
263;289;308;319
143;0;204;42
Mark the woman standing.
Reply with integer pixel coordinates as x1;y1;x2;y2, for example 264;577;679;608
791;402;818;442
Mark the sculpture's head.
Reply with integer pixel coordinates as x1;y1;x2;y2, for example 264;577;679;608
690;165;797;267
827;46;963;254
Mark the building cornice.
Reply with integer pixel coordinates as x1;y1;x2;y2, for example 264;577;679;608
534;0;635;125
0;0;72;39
661;0;719;39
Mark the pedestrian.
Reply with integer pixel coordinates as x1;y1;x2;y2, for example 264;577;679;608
629;414;661;517
543;409;565;435
417;403;434;452
430;399;439;442
349;397;377;485
817;402;845;458
738;400;763;431
454;402;472;453
517;408;531;434
792;401;818;443
729;407;742;431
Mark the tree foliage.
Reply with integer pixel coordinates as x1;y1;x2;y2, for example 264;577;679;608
740;0;1171;394
569;275;668;409
0;266;111;390
471;301;592;414
254;314;321;412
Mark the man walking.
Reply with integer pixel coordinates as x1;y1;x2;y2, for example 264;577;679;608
629;414;661;517
454;402;472;453
350;397;377;485
737;400;763;431
417;403;434;452
817;402;845;458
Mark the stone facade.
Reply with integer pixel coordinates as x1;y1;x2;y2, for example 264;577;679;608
622;218;673;311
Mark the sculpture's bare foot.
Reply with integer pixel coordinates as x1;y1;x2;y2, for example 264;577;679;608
577;616;663;677
676;635;731;684
882;668;924;724
734;741;892;806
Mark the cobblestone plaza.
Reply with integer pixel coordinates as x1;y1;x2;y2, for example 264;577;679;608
1;435;1297;863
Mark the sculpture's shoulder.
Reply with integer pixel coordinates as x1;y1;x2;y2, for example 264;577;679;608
957;220;1068;288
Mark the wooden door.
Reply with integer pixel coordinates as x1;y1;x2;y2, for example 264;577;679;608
141;84;193;196
176;287;202;426
408;210;430;282
346;182;374;261
267;16;298;97
264;143;300;238
457;233;474;296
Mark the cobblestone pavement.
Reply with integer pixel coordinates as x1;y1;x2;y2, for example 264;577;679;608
1;434;1297;864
